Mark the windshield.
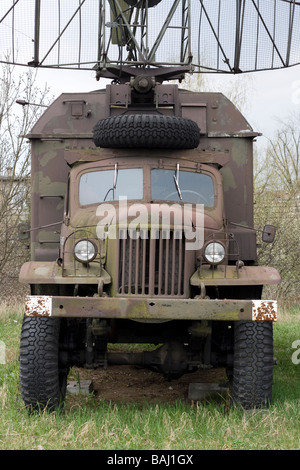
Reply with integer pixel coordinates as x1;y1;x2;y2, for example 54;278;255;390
151;169;214;206
79;168;143;205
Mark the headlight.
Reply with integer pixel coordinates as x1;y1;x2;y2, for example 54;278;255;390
74;239;97;263
204;242;225;265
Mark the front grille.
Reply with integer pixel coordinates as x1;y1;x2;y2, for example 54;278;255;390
117;230;188;296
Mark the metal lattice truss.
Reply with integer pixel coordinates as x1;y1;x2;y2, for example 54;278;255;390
1;0;300;80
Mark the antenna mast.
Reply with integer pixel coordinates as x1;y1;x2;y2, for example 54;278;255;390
0;0;299;82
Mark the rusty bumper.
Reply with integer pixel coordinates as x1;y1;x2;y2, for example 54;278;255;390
24;296;277;322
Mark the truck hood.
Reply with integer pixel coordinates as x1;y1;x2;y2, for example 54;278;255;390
69;202;223;236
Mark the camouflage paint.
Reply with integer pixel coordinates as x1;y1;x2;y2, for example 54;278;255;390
19;83;280;316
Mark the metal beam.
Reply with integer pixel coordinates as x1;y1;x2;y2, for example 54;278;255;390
148;0;182;62
251;0;286;67
24;295;278;322
38;0;87;66
112;0;145;61
199;0;233;72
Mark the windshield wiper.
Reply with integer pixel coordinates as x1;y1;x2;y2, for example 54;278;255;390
113;163;118;199
104;163;118;201
173;163;183;200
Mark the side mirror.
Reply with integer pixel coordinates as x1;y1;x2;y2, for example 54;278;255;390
262;225;276;243
18;222;30;241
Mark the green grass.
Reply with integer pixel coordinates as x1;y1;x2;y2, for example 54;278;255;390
0;302;299;450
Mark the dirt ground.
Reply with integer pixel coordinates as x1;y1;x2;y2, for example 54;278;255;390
73;365;229;405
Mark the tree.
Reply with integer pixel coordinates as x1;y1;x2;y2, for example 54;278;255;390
183;71;299;300
265;114;300;195
254;113;300;299
179;72;253;114
0;63;50;300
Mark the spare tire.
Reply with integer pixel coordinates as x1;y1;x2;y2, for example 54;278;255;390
93;114;200;149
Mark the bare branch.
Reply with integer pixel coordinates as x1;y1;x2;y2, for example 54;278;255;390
0;62;51;294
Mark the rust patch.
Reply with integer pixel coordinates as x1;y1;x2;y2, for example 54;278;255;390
252;300;277;322
25;295;52;317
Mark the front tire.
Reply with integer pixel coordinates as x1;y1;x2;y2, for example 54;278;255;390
19;317;68;411
231;321;273;409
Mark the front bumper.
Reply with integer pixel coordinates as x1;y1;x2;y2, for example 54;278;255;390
24;295;277;322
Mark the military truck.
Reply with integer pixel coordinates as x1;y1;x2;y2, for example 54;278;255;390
3;0;293;410
18;76;280;410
